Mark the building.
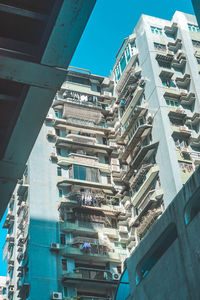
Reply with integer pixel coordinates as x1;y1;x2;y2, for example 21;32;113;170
0;276;6;300
0;0;96;220
3;68;126;300
3;10;200;300
111;10;200;249
115;166;200;300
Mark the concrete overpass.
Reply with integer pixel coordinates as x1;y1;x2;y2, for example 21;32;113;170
115;166;200;300
0;0;96;220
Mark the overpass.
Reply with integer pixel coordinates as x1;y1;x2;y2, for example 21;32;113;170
0;0;96;220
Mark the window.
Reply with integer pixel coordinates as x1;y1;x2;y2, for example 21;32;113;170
62;259;67;271
192;40;200;47
184;190;200;225
188;24;200;32
120;54;127;73
73;165;99;182
151;26;163;35
54;109;62;119
196;58;200;64
115;64;121;81
165;99;180;107
162;79;175;88
59;189;63;198
57;167;62;176
154;42;166;51
136;223;177;285
60;234;66;245
179;162;193;174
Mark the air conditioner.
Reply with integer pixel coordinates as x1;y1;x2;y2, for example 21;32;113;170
112;273;120;280
51;292;62;300
103;91;112;97
46;114;53;119
180;89;188;95
50;243;60;250
9;286;14;292
166;50;174;56
51;153;57;158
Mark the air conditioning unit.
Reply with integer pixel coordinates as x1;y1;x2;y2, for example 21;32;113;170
51;292;62;300
46;114;53;119
103;91;112;97
180;89;188;96
112;273;120;280
50;153;57;159
50;243;60;251
166;50;174;56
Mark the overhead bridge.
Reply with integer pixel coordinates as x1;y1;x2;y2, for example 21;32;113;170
0;0;96;219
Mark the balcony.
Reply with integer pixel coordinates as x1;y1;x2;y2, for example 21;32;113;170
171;50;186;69
60;221;118;238
179;91;195;106
171;125;191;138
3;212;14;228
63;267;117;287
119;124;152;163
56;136;113;154
57;176;114;191
190;151;200;165
137;208;162;239
168;107;187;119
131;165;160;207
175;74;191;89
159;68;174;80
164;22;178;36
129;164;153;189
119;105;147;141
189;131;200;146
60;245;120;262
122;142;159;182
120;86;144;126
168;39;182;52
58;154;111;173
163;87;180;99
155;49;174;63
116;51;139;96
62;100;102;124
59;194;122;215
129;189;163;227
17;182;28;197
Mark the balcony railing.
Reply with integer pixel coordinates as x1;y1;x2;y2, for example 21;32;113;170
74;268;113;281
61;191;119;207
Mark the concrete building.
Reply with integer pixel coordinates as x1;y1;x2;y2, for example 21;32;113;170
3;69;126;300
3;10;200;300
115;166;200;300
111;10;200;250
0;277;6;300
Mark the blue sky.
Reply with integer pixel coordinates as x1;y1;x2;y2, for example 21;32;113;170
0;0;195;276
71;0;194;76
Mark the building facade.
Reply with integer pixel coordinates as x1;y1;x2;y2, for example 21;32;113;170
3;11;200;300
0;277;6;300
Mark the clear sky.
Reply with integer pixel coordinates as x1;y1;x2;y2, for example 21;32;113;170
0;0;195;277
71;0;194;77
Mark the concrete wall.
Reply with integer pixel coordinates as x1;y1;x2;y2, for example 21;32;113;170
126;167;200;300
28;112;60;300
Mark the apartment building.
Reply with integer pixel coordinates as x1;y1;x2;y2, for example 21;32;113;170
0;277;6;300
111;11;200;250
3;10;200;300
3;68;127;300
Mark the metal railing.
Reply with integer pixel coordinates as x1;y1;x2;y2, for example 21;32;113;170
74;267;112;281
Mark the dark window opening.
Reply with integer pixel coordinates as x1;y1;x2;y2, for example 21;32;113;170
136;223;177;285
